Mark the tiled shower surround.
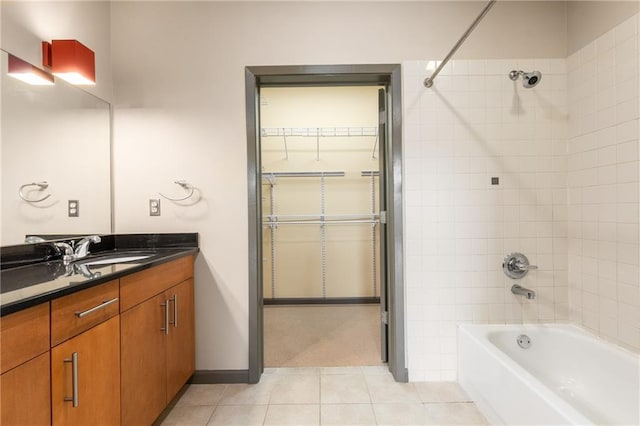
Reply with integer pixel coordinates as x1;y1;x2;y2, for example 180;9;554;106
403;14;639;382
567;15;640;352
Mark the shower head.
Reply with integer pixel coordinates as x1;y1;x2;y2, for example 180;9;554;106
509;70;542;88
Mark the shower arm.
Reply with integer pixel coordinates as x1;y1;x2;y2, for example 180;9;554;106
424;0;496;88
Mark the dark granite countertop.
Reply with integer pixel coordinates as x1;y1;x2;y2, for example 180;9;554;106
0;233;198;316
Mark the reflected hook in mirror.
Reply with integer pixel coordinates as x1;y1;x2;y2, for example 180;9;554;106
19;181;52;203
159;180;195;202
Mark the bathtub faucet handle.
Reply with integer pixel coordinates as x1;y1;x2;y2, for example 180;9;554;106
503;252;536;279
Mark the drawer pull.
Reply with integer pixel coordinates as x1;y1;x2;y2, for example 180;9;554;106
170;295;178;328
161;300;170;335
63;352;79;407
74;298;119;318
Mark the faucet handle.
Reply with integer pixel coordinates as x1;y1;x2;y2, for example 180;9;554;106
503;252;536;279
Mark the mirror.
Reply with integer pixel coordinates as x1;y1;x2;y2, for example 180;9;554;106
1;50;111;246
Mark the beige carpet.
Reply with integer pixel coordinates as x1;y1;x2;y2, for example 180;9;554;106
264;304;384;368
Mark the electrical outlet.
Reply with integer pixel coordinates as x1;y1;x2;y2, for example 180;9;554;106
149;199;161;216
68;200;79;217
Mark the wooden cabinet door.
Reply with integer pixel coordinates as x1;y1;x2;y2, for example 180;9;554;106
165;278;195;401
120;293;167;426
0;353;50;426
51;316;120;426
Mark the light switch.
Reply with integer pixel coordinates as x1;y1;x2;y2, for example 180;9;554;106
149;199;161;216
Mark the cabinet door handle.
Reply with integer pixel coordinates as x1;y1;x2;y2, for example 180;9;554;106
160;301;170;335
169;295;178;328
74;297;118;318
63;352;79;407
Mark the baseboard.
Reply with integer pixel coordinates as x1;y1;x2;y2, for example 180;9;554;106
264;297;380;305
189;369;250;384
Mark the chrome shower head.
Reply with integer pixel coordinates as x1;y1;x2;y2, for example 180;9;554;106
509;70;542;88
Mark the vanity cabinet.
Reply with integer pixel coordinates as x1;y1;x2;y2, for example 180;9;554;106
0;303;51;426
50;279;120;426
51;316;120;425
120;256;195;426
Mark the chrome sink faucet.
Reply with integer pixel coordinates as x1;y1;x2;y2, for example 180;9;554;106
55;235;101;264
75;235;101;258
511;284;536;300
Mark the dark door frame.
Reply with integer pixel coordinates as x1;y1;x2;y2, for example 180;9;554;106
245;64;407;383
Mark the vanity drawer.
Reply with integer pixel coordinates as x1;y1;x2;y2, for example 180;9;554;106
0;303;50;374
120;256;194;311
51;279;119;346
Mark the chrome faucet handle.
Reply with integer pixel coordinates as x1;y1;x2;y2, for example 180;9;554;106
514;259;538;271
74;235;101;258
503;252;536;279
54;242;76;264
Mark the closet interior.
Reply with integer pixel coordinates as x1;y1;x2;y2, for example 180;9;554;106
260;86;384;367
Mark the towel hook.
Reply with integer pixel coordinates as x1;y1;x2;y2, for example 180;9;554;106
19;181;51;203
159;180;195;201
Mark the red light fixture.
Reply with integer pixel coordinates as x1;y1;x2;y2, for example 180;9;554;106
7;54;54;85
42;40;95;85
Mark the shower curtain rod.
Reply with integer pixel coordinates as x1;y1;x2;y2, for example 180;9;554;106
423;0;496;88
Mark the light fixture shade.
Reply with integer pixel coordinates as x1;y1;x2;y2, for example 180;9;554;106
7;54;54;85
43;40;95;85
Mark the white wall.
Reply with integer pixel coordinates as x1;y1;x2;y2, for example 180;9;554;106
1;1;113;102
110;1;568;371
567;0;640;54
567;14;640;352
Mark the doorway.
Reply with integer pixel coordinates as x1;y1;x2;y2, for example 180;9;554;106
245;65;406;383
260;86;382;368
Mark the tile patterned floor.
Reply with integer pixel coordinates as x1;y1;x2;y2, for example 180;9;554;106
161;367;489;425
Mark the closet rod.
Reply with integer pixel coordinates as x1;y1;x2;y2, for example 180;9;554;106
361;171;380;176
263;219;379;225
261;127;378;137
262;171;345;178
265;213;379;221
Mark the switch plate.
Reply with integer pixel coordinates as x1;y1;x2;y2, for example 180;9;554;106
149;199;161;216
68;200;79;217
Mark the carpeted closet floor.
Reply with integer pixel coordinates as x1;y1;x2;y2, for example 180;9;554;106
264;304;384;368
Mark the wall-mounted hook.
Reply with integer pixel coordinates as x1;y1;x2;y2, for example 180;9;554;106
159;180;195;201
19;181;51;203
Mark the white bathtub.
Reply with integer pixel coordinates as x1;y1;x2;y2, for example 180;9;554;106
458;324;640;425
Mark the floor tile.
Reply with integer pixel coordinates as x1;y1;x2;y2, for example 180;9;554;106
277;367;322;375
423;402;488;425
320;404;376;425
218;376;278;405
365;374;421;403
360;365;389;375
321;366;362;375
264;404;320;425
207;405;268;425
320;374;370;404
413;382;471;403
161;405;215;425
270;375;320;404
177;384;228;406
372;403;429;425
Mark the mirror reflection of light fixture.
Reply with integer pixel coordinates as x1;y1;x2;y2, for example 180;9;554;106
42;40;95;85
7;54;54;85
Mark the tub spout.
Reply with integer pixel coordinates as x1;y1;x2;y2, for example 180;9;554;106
511;284;536;300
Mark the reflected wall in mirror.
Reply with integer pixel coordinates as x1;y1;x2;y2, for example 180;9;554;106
1;50;111;245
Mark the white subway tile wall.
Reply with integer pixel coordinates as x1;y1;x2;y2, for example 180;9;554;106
402;13;640;382
567;14;640;353
403;57;569;381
